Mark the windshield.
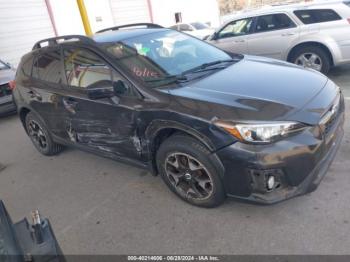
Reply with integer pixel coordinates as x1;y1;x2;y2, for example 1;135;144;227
0;60;9;70
100;30;232;87
190;22;209;30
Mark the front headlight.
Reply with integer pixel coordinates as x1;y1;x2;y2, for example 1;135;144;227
214;120;306;144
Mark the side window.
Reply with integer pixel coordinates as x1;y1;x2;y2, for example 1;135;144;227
170;25;179;30
218;18;253;39
294;9;342;24
21;56;34;77
255;13;296;33
32;50;61;84
179;24;192;32
63;48;132;96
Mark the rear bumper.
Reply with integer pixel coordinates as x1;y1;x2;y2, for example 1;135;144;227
215;111;345;205
0;96;16;115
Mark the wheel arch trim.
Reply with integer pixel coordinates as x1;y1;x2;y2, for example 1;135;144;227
145;119;216;152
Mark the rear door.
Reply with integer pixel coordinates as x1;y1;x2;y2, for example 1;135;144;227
294;8;350;62
28;47;67;136
210;17;253;54
247;13;299;60
59;46;142;160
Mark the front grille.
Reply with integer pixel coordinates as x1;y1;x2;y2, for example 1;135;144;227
0;83;12;98
320;95;341;136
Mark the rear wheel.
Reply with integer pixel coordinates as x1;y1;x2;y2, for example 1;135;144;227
156;134;226;208
25;112;63;156
291;46;331;74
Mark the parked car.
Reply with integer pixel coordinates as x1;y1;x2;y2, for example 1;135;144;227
13;23;344;207
208;0;350;74
0;59;16;116
170;22;215;39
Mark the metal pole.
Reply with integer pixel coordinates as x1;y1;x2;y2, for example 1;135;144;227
76;0;93;36
45;0;58;36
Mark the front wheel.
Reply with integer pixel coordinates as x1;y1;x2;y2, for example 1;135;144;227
156;134;226;208
291;46;331;74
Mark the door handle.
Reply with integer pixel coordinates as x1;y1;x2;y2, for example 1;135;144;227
281;33;295;36
234;39;245;43
27;90;42;101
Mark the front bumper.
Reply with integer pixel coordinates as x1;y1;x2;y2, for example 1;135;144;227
215;111;345;205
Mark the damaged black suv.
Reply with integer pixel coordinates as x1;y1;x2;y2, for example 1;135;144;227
13;23;344;207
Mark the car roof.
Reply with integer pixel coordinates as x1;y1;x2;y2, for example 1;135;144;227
223;0;345;21
92;28;170;43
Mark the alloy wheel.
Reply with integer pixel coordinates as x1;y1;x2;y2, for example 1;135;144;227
295;53;323;71
28;120;48;150
165;153;214;200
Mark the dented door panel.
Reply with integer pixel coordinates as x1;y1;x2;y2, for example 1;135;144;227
61;93;141;160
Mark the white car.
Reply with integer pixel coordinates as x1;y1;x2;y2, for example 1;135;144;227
208;0;350;73
170;22;215;40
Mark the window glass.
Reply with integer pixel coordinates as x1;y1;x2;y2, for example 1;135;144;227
190;22;209;30
170;25;179;30
0;60;10;70
179;24;192;31
100;30;232;87
294;9;341;24
255;14;296;32
64;48;112;89
21;56;34;76
218;18;253;38
33;50;61;83
63;48;132;96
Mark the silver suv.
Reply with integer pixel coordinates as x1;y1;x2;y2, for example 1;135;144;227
208;0;350;73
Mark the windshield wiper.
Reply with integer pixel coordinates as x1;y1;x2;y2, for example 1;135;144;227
182;59;235;75
145;74;188;85
144;59;235;86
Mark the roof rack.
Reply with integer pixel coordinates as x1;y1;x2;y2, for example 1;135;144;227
32;35;96;50
96;23;163;34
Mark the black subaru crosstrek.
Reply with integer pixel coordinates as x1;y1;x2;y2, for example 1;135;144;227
13;23;344;207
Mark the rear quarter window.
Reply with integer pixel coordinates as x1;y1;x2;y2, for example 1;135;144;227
20;56;34;76
294;9;342;24
32;50;62;84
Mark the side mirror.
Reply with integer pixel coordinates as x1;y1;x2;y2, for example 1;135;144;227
113;80;129;96
211;32;219;40
87;80;115;100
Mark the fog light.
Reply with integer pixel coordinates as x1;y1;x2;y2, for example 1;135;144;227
267;176;275;191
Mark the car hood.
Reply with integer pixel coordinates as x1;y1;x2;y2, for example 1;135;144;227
168;55;330;123
0;68;15;85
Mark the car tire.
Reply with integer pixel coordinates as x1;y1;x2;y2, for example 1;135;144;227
156;134;226;208
290;46;331;74
25;112;64;156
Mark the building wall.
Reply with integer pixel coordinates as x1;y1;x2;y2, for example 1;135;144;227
50;0;85;35
110;0;151;26
0;0;221;66
151;0;221;27
0;0;55;66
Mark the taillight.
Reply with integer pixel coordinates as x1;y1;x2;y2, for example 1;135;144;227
8;80;16;90
348;18;350;24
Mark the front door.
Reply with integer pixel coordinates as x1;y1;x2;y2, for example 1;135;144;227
59;46;142;160
211;17;253;54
